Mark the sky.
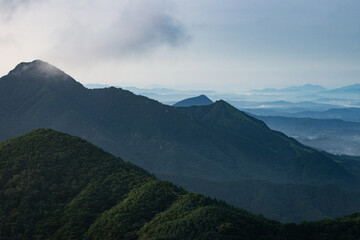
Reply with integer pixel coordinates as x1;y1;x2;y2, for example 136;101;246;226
0;0;359;91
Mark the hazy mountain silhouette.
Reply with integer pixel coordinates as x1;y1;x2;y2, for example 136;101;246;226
229;100;341;112
173;94;213;107
291;108;360;122
253;84;327;93
324;84;360;96
243;107;360;122
256;116;360;156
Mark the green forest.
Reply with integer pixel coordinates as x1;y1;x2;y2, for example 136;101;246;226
0;129;359;239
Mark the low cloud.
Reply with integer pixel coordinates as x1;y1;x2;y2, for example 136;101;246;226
0;0;190;64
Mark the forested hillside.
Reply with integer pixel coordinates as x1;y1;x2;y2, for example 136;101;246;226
1;129;360;239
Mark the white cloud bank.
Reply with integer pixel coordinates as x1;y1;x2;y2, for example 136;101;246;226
0;0;189;65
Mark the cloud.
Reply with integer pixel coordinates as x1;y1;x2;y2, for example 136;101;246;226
0;0;190;64
0;0;40;18
0;0;30;9
112;1;189;54
54;0;190;61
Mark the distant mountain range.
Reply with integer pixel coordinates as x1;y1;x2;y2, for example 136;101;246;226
255;116;360;156
324;84;360;98
244;107;360;122
251;84;328;93
85;83;360;107
2;129;360;239
250;84;360;102
1;60;360;222
230;100;342;113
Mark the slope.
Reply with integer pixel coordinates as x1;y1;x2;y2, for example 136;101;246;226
0;60;357;189
176;101;359;188
1;129;360;240
0;129;278;240
158;174;360;223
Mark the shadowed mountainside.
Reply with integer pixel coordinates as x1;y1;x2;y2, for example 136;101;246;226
1;60;357;188
1;60;360;223
1;129;360;239
158;174;360;223
0;129;274;239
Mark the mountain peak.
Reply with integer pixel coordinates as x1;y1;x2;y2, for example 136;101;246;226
9;60;66;78
173;94;213;107
1;60;85;93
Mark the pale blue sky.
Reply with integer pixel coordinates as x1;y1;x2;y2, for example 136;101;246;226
0;0;359;90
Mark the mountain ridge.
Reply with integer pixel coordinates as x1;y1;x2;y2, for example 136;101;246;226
1;60;360;223
1;60;359;188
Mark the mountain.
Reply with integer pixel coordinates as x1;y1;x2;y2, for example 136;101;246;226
252;83;360;96
1;60;356;187
1;129;360;239
281;84;327;92
243;107;360;122
175;101;359;188
243;84;359;108
292;108;360;122
252;84;327;93
325;84;360;95
158;174;360;223
85;83;360;107
230;100;341;113
1;60;360;222
173;95;214;107
0;129;274;239
256;116;360;156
